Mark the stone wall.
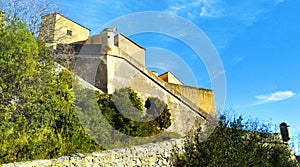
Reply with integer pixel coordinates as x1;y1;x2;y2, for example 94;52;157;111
1;139;185;167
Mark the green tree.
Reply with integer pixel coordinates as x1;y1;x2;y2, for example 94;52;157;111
0;13;99;163
176;115;299;167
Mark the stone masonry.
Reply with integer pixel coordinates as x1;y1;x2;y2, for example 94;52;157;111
2;139;185;167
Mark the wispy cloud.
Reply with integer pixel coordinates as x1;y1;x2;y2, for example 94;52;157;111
252;91;296;106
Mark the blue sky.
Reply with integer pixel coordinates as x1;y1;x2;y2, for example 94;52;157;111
60;0;300;149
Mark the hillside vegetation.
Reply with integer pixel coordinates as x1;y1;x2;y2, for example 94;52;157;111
0;12;100;163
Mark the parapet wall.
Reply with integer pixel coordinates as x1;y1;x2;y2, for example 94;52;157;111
2;139;185;167
168;83;216;117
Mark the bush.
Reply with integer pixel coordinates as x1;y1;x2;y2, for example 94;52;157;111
98;87;172;137
74;87;175;149
176;115;299;167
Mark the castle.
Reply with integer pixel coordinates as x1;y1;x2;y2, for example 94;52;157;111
38;13;216;136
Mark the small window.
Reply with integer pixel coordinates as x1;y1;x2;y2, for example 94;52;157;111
67;30;72;36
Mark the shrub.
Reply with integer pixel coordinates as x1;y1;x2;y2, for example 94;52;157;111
98;87;172;137
176;115;299;167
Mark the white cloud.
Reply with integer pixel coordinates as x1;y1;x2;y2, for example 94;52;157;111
199;6;215;17
253;91;295;105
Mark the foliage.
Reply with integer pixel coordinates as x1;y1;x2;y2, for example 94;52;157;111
74;89;115;149
74;87;175;150
176;115;299;167
97;87;172;137
0;14;99;164
145;97;172;131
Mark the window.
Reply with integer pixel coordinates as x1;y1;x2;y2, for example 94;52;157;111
66;30;72;36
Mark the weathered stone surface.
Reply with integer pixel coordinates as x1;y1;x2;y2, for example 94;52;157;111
1;139;185;167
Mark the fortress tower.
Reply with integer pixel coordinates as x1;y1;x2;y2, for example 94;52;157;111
39;13;90;49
